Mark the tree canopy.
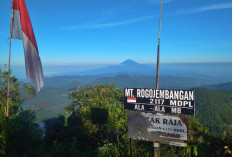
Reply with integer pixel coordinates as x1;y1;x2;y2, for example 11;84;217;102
0;67;232;156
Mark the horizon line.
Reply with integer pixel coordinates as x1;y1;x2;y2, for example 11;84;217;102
7;61;232;67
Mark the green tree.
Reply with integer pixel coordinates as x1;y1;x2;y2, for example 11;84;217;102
67;84;127;135
65;84;129;156
184;117;209;157
44;84;152;156
0;67;44;157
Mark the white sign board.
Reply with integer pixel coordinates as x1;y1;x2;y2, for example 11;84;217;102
128;111;188;147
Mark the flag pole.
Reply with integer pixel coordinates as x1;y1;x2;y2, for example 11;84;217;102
154;0;162;156
156;0;162;90
6;3;14;118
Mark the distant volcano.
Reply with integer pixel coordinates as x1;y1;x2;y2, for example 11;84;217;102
69;59;155;76
121;59;140;66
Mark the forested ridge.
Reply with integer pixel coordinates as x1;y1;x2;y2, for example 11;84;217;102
0;68;232;156
195;88;232;135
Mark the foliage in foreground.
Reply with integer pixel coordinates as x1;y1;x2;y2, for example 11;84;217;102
1;66;232;156
45;84;152;156
45;84;232;157
0;67;44;157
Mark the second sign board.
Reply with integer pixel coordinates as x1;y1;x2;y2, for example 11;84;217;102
128;111;188;147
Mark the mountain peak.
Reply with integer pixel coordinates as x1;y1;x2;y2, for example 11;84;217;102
121;59;139;66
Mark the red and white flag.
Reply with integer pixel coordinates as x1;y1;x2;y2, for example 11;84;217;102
127;97;136;103
11;0;44;92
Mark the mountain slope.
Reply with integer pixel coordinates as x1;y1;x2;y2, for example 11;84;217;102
90;74;220;89
22;88;71;121
195;88;232;134
204;82;232;92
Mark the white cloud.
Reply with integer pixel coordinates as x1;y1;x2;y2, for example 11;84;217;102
149;0;174;4
132;0;174;5
178;2;232;14
139;0;174;5
64;16;154;30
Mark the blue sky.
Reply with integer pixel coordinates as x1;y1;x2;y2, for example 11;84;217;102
0;0;232;66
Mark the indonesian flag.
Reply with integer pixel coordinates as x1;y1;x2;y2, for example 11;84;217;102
127;97;136;103
11;0;44;92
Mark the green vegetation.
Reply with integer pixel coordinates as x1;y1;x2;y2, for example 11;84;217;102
195;88;232;135
0;67;44;156
44;84;147;156
43;84;232;157
1;67;232;156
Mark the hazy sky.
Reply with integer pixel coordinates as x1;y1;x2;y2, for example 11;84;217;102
0;0;232;66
